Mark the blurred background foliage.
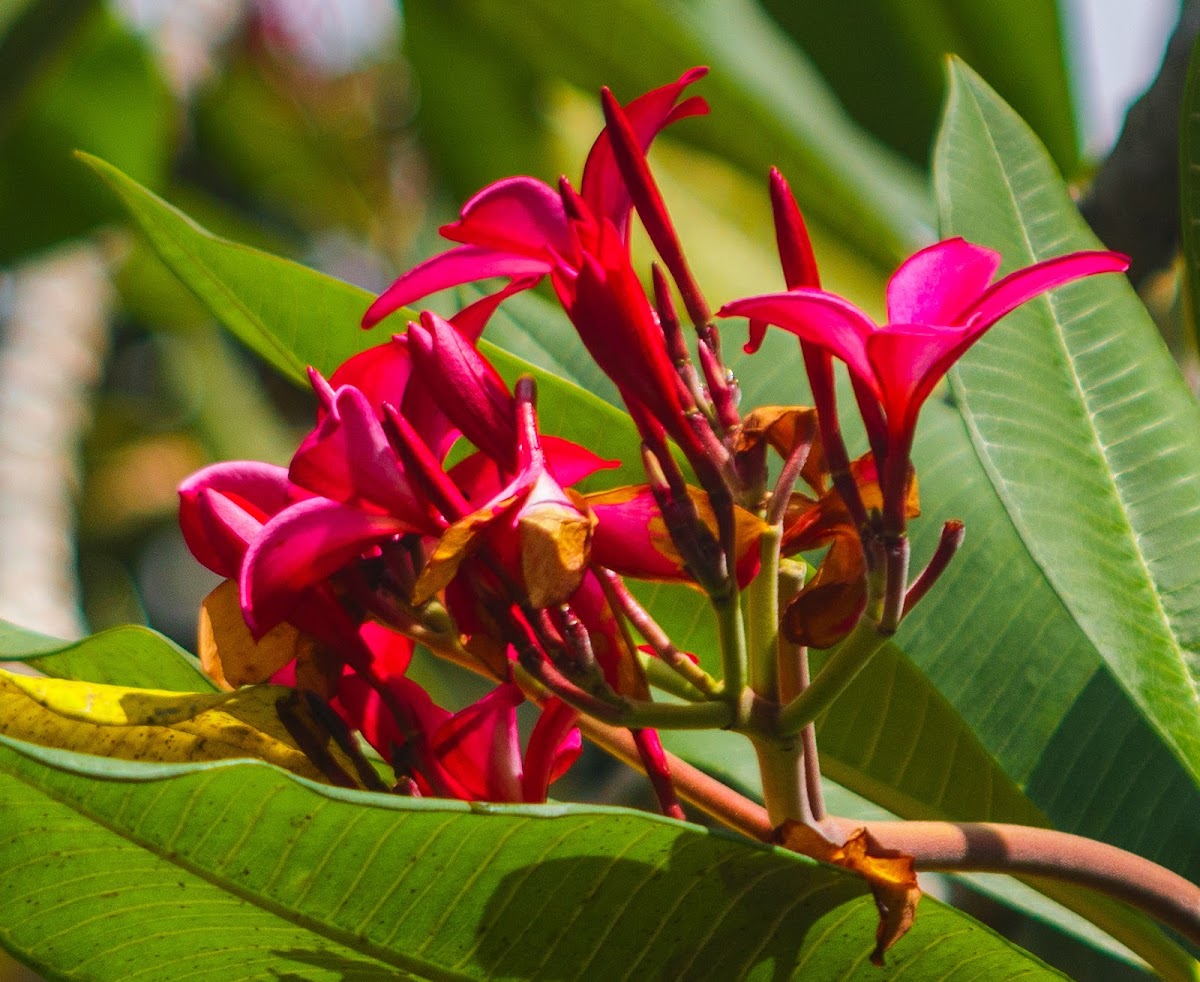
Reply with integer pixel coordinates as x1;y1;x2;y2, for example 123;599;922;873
0;0;1188;979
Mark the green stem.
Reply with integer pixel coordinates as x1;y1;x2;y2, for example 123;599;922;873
746;526;782;702
637;651;706;702
776;614;889;737
624;698;735;730
752;737;810;827
715;585;749;723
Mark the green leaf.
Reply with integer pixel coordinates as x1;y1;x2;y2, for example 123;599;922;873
935;59;1200;804
0;618;215;693
80;153;645;493
401;0;931;270
0;736;1063;980
432;293;1191;977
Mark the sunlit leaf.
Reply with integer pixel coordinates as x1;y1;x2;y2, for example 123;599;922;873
937;57;1200;842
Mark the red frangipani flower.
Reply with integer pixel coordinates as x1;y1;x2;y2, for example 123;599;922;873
720;237;1128;527
337;663;582;803
360;67;709;330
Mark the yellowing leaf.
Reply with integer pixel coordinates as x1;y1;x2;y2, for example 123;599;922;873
778;820;921;964
0;669;382;790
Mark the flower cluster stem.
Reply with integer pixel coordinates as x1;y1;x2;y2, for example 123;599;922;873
714;586;748;721
598;566;723;698
746;526;782;702
776;612;889;737
752;737;811;827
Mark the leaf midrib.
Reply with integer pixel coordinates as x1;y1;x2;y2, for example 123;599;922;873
949;79;1200;735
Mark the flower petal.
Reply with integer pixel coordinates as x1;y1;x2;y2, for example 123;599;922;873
782;529;868;649
291;382;432;526
198;578;312;688
521;697;581;802
362;245;550;328
441;176;573;262
335;671;448;768
327;338;413;420
241;497;410;635
407;311;517;466
884;238;1001;325
959;250;1130;334
567;231;690;438
430;682;525;802
581;67;709;232
865;326;968;440
179;462;301;577
519;484;596;608
768;167;820;290
586;485;765;587
718;290;877;390
448;274;542;343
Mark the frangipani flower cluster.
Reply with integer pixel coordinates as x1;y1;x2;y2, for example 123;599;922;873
179;65;1126;841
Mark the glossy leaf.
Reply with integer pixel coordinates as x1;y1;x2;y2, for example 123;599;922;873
80;153;643;493
0;735;1064;980
81;154;1192;974
936;59;1200;813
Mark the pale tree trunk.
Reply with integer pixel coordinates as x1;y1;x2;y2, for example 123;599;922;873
0;244;112;639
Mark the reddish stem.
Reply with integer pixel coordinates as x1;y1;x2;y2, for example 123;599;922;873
904;520;965;615
633;728;686;820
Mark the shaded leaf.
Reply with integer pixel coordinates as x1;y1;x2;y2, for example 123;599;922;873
0;736;1064;980
0;11;170;262
760;0;1077;172
402;0;931;269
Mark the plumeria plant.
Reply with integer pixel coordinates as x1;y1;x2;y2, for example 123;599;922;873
6;35;1200;982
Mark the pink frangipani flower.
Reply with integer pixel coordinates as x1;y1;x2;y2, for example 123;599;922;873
719;238;1129;526
360;68;708;330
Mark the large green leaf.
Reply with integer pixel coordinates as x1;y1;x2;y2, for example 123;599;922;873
0;735;1063;980
402;0;931;270
935;60;1200;803
80;153;643;493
